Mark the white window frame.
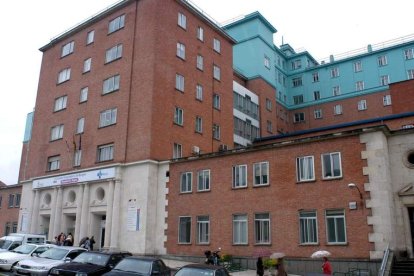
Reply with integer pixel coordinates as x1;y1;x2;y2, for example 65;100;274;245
103;75;120;94
325;209;347;244
265;98;272;111
196;55;204;71
58;68;71;84
76;117;85;134
213;94;220;110
80;87;88;103
197;216;210;244
404;48;414;60
296;156;315;182
73;150;82;167
83;57;92;73
196;84;203;101
97;144;114;162
354;61;362;72
299;211;318;244
54;96;67;112
50;124;64;141
174;107;183;126
213;65;221;81
358;100;367;111
108;14;125;34
408;69;414;80
253;162;269;186
86;30;95;45
314;109;322;119
195;116;203;133
378;55;388;66
321;152;342;179
264;56;270;69
61;41;74;57
213;124;220;140
213;38;221;53
312;72;319;82
175;74;185;92
178;12;187;29
197;169;210;191
255;213;270;244
99;108;117;127
333;86;341;96
178;216;191;244
47;156;60;171
232;164;247;188
197;26;204;41
355;81;364;91
176;42;186;60
173;143;182;159
293;112;305;123
380;75;390;86
383;95;392;106
292;77;303;87
233;214;248;245
330;67;339;78
333;104;343;115
180;172;192;193
105;44;123;63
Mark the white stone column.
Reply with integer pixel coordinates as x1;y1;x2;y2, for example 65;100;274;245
74;184;84;245
110;180;121;250
104;181;114;248
53;187;63;236
30;190;40;233
48;187;58;239
79;183;90;239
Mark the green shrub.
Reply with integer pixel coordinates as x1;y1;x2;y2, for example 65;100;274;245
263;258;277;268
221;254;232;262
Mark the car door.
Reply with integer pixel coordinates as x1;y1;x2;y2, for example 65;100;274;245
153;260;169;276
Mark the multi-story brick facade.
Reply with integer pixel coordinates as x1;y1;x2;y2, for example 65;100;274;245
0;183;22;236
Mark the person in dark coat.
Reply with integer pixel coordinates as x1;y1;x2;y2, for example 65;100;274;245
256;257;264;276
89;236;96;251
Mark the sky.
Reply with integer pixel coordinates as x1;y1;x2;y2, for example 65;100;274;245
0;0;413;185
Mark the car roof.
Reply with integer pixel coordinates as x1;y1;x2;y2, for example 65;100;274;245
179;263;223;270
84;250;131;255
122;256;162;261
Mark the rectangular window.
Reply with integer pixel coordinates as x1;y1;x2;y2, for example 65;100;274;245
265;98;272;111
73;150;82;167
198;169;210;191
14;194;21;207
196;84;203;101
293;95;304;105
297;156;315;182
176;42;186;59
195;116;202;133
264;56;270;69
292;77;303;87
313;91;320;100
105;44;123;63
404;48;414;60
213;65;221;81
322;152;342;179
83;57;92;73
99;108;117;127
292;59;302;70
293;112;305;123
50;124;64;141
255;213;270;244
61;41;74;57
174;107;184;126
47;155;60;171
333;86;341;96
266;120;272;133
197;26;204;41
326;209;346;244
408;69;414;80
57;68;71;84
54;96;67;112
330;67;339;78
355;81;364;91
380;75;390;86
197;216;210;244
86;30;95;45
108;14;125;34
97;144;114;162
333;104;342;115
383;95;392;106
213;38;221;53
378;55;388;66
232;165;247;188
354;61;362;72
212;124;220;140
178;12;187;29
76;117;85;134
180;172;192;193
213;94;220;110
173;143;182;159
299;211;318;244
178;217;191;244
4;223;10;236
312;72;319;82
175;74;185;92
103;74;120;94
80;87;88;103
8;194;14;208
314;109;322;119
196;55;204;71
233;214;248;245
358;100;367;111
253;162;269;186
12;222;17;233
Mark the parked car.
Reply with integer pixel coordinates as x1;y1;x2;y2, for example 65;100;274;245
173;263;230;276
13;246;86;275
0;233;47;252
48;250;132;276
0;243;54;271
103;256;171;276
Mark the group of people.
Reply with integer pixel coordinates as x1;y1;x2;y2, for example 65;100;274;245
256;256;332;276
78;236;96;251
54;232;74;246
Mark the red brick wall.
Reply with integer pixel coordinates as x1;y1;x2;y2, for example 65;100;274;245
0;185;22;236
390;79;414;114
166;134;372;258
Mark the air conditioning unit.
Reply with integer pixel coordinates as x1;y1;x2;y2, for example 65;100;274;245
219;144;228;152
192;146;200;155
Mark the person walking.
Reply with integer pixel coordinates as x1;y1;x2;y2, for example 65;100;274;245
276;258;287;276
256;257;264;276
89;236;96;251
322;257;332;275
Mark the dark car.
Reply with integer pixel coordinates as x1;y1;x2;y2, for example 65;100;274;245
48;251;132;276
103;256;171;276
174;263;230;276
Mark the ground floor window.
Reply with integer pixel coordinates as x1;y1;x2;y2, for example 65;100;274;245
326;209;346;244
178;217;191;244
197;216;210;244
255;213;270;244
233;214;248;244
299;211;318;244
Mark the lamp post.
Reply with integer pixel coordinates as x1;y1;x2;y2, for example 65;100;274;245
348;183;364;208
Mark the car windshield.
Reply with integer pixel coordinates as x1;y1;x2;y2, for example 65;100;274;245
0;240;12;249
72;252;110;266
12;244;36;254
39;247;69;260
113;258;151;274
175;267;214;276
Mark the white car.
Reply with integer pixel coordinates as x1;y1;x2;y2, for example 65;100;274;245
13;246;86;276
0;243;54;271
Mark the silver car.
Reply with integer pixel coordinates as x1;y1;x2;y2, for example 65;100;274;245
13;246;86;276
0;243;54;271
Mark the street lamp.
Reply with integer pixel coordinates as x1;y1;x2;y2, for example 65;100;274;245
348;183;364;208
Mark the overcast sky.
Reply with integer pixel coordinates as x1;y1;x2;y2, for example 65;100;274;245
0;0;413;185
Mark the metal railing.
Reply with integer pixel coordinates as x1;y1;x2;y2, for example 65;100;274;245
378;244;391;276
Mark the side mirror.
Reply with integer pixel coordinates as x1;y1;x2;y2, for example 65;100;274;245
64;257;72;262
31;253;39;257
